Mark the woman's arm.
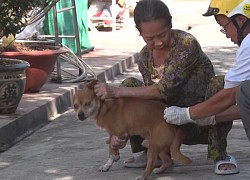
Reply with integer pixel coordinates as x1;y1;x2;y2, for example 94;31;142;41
94;82;162;100
116;84;161;99
94;46;162;100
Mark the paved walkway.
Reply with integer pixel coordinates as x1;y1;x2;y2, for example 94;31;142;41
0;1;249;179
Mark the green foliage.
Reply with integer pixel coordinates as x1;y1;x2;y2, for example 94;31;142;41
0;0;58;37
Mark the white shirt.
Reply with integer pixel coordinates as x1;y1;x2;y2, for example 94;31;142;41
224;33;250;89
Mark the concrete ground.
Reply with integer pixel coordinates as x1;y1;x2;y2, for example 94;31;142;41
0;1;249;180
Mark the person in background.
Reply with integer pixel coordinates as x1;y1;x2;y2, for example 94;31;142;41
94;0;237;175
165;0;250;175
88;0;126;26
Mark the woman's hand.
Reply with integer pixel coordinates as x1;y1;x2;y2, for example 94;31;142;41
106;136;128;149
94;82;118;99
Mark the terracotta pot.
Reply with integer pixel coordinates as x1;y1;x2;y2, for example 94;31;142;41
0;58;30;114
0;47;68;93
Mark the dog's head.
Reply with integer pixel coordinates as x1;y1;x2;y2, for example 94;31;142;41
73;80;100;121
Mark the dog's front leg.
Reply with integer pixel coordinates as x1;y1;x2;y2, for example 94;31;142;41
99;138;120;172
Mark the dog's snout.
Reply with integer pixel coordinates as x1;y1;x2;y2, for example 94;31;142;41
78;112;87;121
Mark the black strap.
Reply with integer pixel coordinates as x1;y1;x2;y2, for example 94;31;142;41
230;17;250;45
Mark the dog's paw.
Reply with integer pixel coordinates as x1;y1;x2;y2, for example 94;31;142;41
153;168;161;174
153;161;173;174
141;140;149;148
98;157;115;172
153;167;168;174
180;157;192;165
98;164;111;172
135;175;146;180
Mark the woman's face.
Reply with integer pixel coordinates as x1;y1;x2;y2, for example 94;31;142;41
215;15;238;44
139;19;172;50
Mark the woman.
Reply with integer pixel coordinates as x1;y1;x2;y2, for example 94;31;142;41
165;0;250;175
94;0;233;174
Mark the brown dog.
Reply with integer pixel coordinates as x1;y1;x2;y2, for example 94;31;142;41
73;80;191;180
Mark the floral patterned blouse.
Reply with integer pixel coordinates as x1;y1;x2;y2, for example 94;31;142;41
137;29;215;107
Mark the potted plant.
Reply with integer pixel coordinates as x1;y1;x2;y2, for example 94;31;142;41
0;58;29;114
0;0;68;93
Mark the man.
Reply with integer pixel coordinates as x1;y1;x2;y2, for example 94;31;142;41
164;0;250;175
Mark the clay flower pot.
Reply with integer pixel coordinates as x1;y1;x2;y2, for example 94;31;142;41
0;45;68;93
0;58;30;114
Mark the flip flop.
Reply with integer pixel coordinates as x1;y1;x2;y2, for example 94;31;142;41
214;155;240;175
123;151;162;168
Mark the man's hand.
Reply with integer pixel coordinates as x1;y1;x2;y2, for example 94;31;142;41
164;106;216;126
164;106;194;125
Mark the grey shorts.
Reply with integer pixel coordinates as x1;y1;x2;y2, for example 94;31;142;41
236;80;250;142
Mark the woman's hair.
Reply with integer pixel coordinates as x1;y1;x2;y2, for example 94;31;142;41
134;0;172;32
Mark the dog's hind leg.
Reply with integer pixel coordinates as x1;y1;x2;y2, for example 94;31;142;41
170;128;192;165
136;144;158;180
153;150;173;174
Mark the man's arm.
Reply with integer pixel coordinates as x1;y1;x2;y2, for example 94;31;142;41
215;105;240;122
190;87;239;120
164;86;241;126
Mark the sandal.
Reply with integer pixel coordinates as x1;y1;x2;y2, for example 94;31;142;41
123;151;162;168
214;155;240;175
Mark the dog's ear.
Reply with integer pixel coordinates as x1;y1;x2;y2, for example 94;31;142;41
87;79;98;89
